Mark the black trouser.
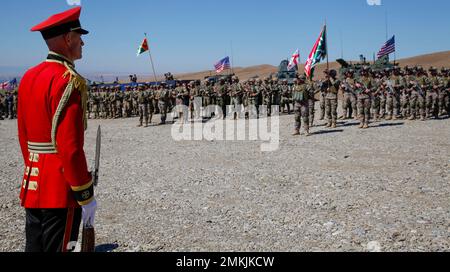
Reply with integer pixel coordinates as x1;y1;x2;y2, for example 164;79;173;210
25;208;81;252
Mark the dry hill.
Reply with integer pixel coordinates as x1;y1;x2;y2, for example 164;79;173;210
140;51;450;82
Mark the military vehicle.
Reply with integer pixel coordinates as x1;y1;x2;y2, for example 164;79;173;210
275;59;298;83
204;73;235;84
336;55;397;79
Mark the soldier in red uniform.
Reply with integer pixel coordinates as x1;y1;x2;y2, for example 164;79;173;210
17;6;97;252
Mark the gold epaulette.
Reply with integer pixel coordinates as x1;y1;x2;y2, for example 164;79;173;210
51;63;88;150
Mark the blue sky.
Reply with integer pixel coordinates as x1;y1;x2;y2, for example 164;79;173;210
1;0;449;79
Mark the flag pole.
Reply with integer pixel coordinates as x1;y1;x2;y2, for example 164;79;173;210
230;41;235;76
144;33;158;82
325;20;329;71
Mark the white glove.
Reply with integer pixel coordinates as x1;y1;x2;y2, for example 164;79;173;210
82;198;97;227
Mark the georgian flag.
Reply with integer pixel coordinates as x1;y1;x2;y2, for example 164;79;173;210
287;49;300;71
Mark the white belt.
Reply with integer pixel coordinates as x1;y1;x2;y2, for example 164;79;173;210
27;141;57;154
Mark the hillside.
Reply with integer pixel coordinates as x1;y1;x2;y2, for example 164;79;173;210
140;50;450;82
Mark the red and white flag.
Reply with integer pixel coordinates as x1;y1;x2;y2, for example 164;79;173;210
287;49;300;71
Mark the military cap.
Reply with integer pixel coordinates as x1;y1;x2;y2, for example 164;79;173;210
31;7;89;40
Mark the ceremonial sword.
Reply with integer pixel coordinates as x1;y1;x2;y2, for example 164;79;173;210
82;125;101;252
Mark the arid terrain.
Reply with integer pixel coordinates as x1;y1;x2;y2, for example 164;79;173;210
1;108;449;252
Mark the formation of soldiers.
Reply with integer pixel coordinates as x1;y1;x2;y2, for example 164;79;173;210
85;65;449;135
0;91;18;120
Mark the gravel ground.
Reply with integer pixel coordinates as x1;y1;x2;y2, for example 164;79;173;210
1;108;449;252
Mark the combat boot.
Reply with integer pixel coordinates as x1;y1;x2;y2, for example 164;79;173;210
358;123;364;129
326;122;332;128
305;130;311;137
408;115;415;120
137;122;142;127
331;122;337;128
292;129;300;136
385;115;392;120
363;123;369;129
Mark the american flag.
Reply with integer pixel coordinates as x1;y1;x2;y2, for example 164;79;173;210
377;35;395;59
214;56;230;73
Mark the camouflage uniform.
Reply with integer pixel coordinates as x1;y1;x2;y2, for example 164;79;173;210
137;86;149;127
230;77;243;119
158;84;170;124
280;80;291;114
292;78;310;136
307;80;316;127
357;72;373;128
340;72;357;119
323;70;340;128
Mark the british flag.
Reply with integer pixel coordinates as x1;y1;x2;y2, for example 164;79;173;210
0;79;17;90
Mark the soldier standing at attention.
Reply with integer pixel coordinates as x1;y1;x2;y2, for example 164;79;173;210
322;69;340;128
292;76;310;136
158;82;170;124
17;7;96;252
280;79;291;114
340;70;357;120
137;85;149;127
357;68;373;129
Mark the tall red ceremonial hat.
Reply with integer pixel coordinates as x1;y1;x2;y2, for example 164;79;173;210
31;6;89;40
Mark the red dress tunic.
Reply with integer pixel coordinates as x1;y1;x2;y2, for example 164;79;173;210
17;52;94;208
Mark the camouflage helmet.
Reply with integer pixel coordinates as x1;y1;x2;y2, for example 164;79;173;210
298;74;306;81
429;66;437;72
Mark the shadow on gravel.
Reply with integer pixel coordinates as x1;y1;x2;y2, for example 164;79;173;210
311;129;344;135
338;121;360;127
95;243;119;252
373;122;405;128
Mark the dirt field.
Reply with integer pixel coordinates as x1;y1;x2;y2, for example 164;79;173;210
0;110;449;252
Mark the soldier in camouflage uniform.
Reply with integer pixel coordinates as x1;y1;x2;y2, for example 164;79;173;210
158;83;170;124
137;85;149;127
431;67;450;116
270;78;281;115
379;69;390;119
357;68;373;128
440;68;450;116
391;67;404;119
307;78;316;127
87;86;95;119
0;93;4;120
322;69;340;128
371;71;382;121
339;70;357;120
230;76;243;119
280;79;291;114
262;78;272;117
215;79;228;119
115;85;123;118
424;69;440;119
292;76;310;136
